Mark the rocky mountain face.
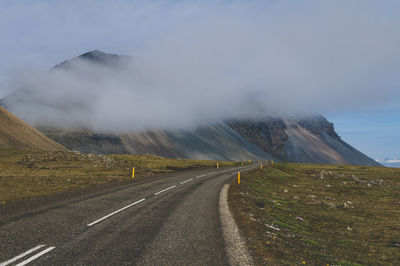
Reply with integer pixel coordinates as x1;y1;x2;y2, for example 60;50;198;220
0;51;381;166
226;116;381;166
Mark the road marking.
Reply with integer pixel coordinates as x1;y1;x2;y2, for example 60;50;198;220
0;245;46;266
14;246;55;266
154;185;176;195
87;198;146;227
180;178;193;184
195;174;205;179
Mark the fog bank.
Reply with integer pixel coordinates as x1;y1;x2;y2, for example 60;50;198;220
2;0;400;132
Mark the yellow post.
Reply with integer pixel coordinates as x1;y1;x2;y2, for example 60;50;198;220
241;162;243;167
217;162;219;168
132;167;135;179
260;163;263;169
238;172;240;184
271;160;274;167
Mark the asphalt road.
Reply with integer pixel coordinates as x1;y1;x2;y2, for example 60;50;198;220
0;165;255;265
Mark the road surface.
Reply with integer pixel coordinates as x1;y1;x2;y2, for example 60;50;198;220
0;165;255;265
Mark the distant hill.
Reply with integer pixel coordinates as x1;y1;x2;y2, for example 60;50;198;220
0;106;65;151
0;51;382;166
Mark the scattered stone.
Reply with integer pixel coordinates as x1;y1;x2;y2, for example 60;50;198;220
319;171;325;179
255;201;264;208
370;179;385;186
266;231;277;236
283;189;288;193
294;196;299;200
308;195;317;199
265;224;280;231
342;181;347;184
271;200;281;206
328;203;336;208
326;184;332;188
346;226;353;231
295;216;304;221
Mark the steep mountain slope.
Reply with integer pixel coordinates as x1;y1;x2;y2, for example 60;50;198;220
0;106;65;151
39;123;275;161
227;116;381;166
165;123;275;161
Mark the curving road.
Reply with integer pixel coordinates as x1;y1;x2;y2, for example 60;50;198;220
0;165;255;265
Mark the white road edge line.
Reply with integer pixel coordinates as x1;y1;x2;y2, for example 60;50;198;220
180;178;193;184
14;246;55;266
0;245;46;266
87;198;146;227
195;174;205;179
154;185;176;195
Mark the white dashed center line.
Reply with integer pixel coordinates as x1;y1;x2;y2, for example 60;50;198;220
87;198;146;226
154;185;176;195
15;247;55;266
180;178;193;184
0;245;46;266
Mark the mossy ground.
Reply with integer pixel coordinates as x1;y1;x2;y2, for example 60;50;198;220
0;149;237;204
229;163;400;265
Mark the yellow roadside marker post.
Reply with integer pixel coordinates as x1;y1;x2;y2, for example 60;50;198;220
217;162;219;168
238;172;240;184
271;160;274;167
132;167;135;179
241;161;243;167
260;163;263;169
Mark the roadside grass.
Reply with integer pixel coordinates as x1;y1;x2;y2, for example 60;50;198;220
229;163;400;265
0;149;238;204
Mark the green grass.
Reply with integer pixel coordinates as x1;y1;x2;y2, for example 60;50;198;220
0;149;239;203
229;163;400;265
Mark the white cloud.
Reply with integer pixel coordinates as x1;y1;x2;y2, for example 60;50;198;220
1;0;400;131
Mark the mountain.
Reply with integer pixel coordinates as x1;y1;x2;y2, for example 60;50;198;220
226;116;381;166
0;51;381;166
38;123;275;161
0;106;65;151
53;50;130;70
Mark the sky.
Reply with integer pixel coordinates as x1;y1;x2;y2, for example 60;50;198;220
0;0;399;162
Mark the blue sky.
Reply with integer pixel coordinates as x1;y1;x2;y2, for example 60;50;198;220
0;0;399;162
327;107;400;161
